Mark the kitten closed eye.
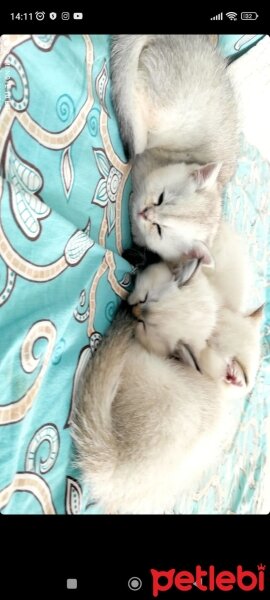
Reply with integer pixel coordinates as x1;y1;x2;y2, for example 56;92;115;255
137;318;146;331
156;192;164;206
154;223;162;237
129;293;148;308
142;293;148;303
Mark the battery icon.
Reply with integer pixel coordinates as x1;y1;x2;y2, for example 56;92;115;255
241;12;259;19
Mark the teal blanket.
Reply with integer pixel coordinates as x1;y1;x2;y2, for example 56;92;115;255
0;34;269;514
0;34;132;513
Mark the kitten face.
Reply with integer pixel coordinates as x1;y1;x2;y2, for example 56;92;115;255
131;152;222;261
128;255;218;357
198;305;263;397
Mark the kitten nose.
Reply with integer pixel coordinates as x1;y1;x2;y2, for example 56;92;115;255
132;304;141;319
139;207;155;222
139;208;148;220
145;207;154;221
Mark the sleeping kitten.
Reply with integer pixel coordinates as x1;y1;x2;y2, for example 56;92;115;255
130;227;261;393
131;153;223;261
72;249;262;514
199;305;263;398
131;219;251;313
111;35;238;172
111;35;238;261
128;247;217;357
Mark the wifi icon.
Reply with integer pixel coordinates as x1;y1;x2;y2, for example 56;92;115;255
226;11;238;20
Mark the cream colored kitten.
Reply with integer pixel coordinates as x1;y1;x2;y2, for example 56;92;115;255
128;250;217;357
72;247;262;514
131;153;223;261
199;305;263;398
111;35;238;262
111;35;238;175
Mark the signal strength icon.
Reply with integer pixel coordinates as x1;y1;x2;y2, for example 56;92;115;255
210;12;223;20
226;11;238;20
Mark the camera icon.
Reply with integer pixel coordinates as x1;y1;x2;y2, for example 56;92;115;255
61;12;70;20
35;11;45;20
73;12;83;19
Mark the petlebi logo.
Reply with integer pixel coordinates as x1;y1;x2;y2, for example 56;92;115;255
150;564;266;596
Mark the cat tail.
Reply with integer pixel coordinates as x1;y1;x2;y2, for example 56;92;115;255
111;34;153;155
71;308;134;501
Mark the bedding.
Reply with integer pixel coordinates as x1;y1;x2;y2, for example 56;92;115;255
218;34;264;59
0;34;269;514
0;34;133;514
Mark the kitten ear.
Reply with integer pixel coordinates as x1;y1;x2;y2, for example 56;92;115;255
173;241;214;286
225;358;248;387
174;258;201;287
184;240;215;268
171;342;201;372
191;162;222;190
246;304;264;323
246;304;264;328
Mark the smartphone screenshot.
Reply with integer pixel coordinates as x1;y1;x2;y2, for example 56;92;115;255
0;7;269;597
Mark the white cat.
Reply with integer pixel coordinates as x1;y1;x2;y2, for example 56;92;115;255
131;154;223;261
72;242;262;514
111;35;238;170
111;35;238;262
